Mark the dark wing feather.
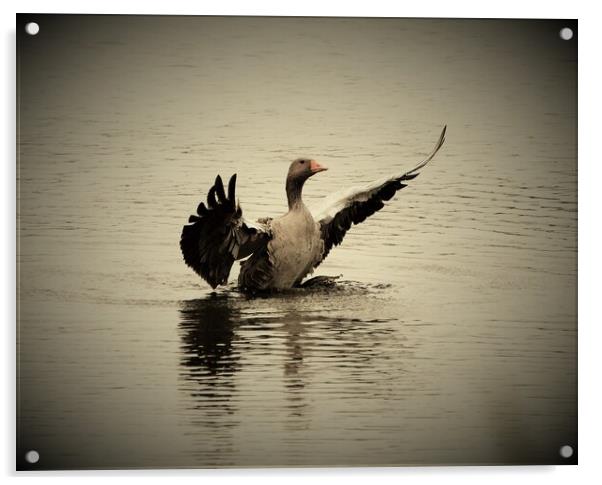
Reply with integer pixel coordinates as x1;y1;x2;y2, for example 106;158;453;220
180;174;272;289
314;125;446;266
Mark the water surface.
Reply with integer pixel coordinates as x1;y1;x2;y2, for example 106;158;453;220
17;16;577;468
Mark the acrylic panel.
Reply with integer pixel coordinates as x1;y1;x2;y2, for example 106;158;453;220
16;14;577;470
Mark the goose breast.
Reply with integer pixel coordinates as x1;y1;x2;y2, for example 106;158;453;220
268;207;324;288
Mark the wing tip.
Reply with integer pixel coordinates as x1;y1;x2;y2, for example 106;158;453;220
439;124;447;148
228;173;237;202
405;123;447;176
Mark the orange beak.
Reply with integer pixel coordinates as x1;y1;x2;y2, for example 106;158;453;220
310;160;328;174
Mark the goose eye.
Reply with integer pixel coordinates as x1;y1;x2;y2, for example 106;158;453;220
300;160;305;164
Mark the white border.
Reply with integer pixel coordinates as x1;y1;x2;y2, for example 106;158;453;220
3;1;601;483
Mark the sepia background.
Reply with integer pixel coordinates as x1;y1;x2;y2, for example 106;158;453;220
17;15;577;469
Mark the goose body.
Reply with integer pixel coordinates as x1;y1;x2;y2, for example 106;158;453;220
247;205;324;289
180;126;446;292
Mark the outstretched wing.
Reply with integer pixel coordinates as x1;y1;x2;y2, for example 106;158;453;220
313;125;446;266
180;174;272;289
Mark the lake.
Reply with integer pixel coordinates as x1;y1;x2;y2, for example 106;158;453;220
17;15;577;469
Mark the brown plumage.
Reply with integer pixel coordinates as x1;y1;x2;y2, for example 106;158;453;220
180;126;446;291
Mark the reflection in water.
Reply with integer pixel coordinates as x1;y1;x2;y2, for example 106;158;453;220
281;313;310;425
178;295;243;464
179;295;239;378
178;295;240;414
177;286;404;448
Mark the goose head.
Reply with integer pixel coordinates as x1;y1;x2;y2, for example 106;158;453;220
287;158;328;184
285;158;327;209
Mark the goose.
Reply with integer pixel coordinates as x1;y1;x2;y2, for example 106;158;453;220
180;125;446;292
